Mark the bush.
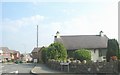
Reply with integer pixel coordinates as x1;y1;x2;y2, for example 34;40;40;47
41;47;48;63
14;61;19;64
106;39;119;62
41;42;67;63
74;49;91;62
67;51;74;58
19;61;23;63
117;53;120;60
47;42;67;61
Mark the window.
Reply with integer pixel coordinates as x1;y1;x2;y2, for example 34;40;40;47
99;50;102;57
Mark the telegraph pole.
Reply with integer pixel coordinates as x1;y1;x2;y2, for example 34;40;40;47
37;25;38;48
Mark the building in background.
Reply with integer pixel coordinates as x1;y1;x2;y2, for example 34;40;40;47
31;47;45;63
0;47;20;62
0;50;3;62
20;53;33;63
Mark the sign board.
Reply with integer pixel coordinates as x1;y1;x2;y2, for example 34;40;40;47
34;59;37;63
60;62;69;65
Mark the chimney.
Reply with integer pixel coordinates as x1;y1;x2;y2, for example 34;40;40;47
99;31;104;37
55;31;60;38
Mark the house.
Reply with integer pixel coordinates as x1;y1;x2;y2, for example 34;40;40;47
54;31;109;62
31;47;42;63
0;47;20;62
0;47;12;62
12;50;20;61
31;46;46;63
20;53;33;63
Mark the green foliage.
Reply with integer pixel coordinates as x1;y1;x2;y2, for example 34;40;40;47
117;52;120;60
41;47;48;63
74;49;91;62
106;39;119;62
41;42;67;63
47;42;67;61
67;51;74;58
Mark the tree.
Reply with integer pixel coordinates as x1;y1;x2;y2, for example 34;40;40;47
41;47;48;63
106;39;119;62
47;42;67;61
74;49;91;62
117;52;120;59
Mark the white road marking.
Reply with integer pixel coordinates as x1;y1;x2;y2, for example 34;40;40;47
10;70;18;73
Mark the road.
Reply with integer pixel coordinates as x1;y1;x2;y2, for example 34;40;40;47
0;63;35;74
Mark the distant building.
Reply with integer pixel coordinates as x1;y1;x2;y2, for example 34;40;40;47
31;47;44;63
31;47;41;63
0;50;3;62
0;47;20;62
20;53;33;62
54;31;108;62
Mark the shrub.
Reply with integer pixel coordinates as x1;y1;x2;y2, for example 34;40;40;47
19;61;23;63
67;51;74;58
74;49;91;62
47;42;67;61
117;53;120;60
41;47;48;63
41;42;67;63
106;39;119;62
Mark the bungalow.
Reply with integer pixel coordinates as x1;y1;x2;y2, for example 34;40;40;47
54;31;109;62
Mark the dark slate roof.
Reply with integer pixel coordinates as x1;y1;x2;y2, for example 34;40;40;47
54;35;108;50
32;47;41;53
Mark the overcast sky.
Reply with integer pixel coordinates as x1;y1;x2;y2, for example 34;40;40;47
1;0;119;53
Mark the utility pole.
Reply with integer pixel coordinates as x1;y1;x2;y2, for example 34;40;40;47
37;25;38;48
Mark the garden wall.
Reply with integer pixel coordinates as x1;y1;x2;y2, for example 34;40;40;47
46;60;119;74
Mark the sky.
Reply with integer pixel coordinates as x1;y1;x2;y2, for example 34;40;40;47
1;0;119;53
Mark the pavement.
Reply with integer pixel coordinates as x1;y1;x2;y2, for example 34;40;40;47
31;63;62;74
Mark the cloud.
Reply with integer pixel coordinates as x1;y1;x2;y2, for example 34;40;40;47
62;9;78;15
2;15;45;32
57;2;118;39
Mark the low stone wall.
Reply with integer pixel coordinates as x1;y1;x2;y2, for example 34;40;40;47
46;60;119;74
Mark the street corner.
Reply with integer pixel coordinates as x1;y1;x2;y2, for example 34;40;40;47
30;66;37;74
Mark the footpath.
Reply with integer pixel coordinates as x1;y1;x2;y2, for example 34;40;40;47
31;64;62;74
